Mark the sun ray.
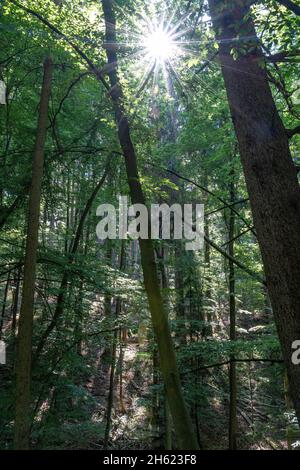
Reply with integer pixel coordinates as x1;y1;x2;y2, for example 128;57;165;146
166;10;193;36
164;5;180;33
108;2;219;109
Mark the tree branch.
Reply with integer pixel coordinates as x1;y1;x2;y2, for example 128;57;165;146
204;233;265;284
275;0;300;16
69;160;110;254
183;357;284;375
148;162;256;236
49;72;90;129
8;0;109;90
287;125;300;138
221;226;254;247
265;49;300;63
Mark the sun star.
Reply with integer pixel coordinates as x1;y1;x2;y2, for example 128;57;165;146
143;27;175;63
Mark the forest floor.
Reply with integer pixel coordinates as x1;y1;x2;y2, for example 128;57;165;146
3;324;287;450
82;333;288;450
85;338;154;450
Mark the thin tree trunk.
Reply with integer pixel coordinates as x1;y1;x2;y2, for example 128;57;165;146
118;327;125;413
118;244;126;414
14;57;53;449
151;347;160;441
174;243;186;343
74;220;90;355
203;172;213;336
0;194;23;230
11;267;21;333
65;172;71;254
158;246;173;450
164;393;172;450
33;165;109;360
104;326;118;449
74;278;84;355
102;243;113;362
228;169;237;450
104;241;125;449
0;272;10;338
101;0;198;450
208;0;300;424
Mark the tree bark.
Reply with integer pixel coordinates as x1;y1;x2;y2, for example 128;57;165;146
14;57;53;449
208;0;300;423
101;0;199;450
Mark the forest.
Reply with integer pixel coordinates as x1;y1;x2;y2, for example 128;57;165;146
0;0;300;453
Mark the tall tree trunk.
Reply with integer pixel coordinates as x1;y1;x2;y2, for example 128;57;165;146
74;221;90;355
151;347;161;442
14;57;53;449
104;326;118;449
102;243;113;362
203;172;213;336
104;241;125;449
158;246;173;450
228;169;237;450
74;278;84;356
101;0;198;449
11;267;21;334
118;327;125;413
208;0;300;423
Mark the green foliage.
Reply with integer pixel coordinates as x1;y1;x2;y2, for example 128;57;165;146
0;0;298;451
